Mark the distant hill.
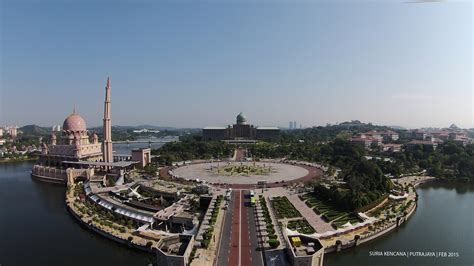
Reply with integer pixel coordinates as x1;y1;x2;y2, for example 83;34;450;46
135;125;177;130
19;125;51;136
88;125;178;131
388;125;406;130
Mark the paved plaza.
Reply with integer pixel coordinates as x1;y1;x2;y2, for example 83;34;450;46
172;162;310;185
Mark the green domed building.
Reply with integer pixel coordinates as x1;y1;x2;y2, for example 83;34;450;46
236;112;247;125
203;112;280;142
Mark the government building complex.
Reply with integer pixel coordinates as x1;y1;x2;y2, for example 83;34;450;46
202;112;280;141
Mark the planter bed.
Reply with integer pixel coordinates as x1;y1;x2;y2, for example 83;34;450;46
271;196;301;219
287;219;316;234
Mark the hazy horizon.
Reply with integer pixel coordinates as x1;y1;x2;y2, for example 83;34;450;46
1;1;472;129
10;118;472;131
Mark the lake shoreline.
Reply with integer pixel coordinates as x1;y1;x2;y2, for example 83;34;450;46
0;157;38;164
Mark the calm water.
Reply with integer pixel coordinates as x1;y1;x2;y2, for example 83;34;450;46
113;138;171;155
0;155;472;265
324;182;474;266
0;161;155;266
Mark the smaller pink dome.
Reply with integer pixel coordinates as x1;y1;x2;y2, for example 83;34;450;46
63;113;87;132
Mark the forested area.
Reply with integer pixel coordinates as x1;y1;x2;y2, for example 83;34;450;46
152;136;232;165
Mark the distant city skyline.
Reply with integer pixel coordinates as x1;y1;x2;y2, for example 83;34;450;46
1;1;472;129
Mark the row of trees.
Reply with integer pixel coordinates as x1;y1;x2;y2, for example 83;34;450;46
391;141;474;180
251;138;391;210
152;136;232;165
254;127;474;181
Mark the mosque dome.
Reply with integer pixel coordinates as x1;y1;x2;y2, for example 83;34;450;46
63;113;87;132
236;112;247;124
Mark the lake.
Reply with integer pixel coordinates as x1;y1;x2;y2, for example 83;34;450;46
324;182;474;266
0;146;472;265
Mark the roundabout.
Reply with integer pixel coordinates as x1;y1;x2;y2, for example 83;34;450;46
169;161;323;188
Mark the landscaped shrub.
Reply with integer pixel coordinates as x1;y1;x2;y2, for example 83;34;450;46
189;247;197;263
287;219;315;234
267;227;275;235
201;239;210;248
268;234;277;240
268;239;280;249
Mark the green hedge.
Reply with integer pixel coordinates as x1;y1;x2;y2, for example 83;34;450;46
271;196;301;219
268;239;280;249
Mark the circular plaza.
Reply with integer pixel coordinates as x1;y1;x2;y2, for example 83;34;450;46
171;161;321;186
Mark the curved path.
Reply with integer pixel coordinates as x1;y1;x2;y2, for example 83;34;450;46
160;163;323;189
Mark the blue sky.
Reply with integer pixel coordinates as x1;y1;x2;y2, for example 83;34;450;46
1;0;472;128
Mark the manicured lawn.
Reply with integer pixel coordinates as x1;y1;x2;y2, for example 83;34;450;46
271;196;301;219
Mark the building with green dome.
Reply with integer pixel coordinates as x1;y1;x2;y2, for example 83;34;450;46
236;112;247;124
202;112;280;141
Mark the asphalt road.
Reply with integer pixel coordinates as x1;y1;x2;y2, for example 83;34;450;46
245;191;264;266
216;190;264;266
216;190;235;266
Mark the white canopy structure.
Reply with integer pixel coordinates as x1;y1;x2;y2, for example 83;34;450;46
389;193;409;200
285;213;378;239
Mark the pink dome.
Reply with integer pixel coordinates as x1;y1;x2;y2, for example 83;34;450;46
63;113;87;132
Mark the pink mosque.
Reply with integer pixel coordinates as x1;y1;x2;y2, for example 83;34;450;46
32;78;115;184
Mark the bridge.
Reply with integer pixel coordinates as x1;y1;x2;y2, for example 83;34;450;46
114;139;178;144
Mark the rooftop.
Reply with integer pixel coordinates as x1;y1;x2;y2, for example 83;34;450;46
256;126;280;130
157;235;193;256
288;234;324;257
154;195;193;221
407;140;437;145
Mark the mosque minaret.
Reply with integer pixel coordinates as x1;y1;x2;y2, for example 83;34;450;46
102;77;113;163
31;77;116;184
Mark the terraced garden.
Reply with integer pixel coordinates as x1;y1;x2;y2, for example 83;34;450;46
287;219;316;234
299;193;362;229
271;196;301;219
367;198;414;219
